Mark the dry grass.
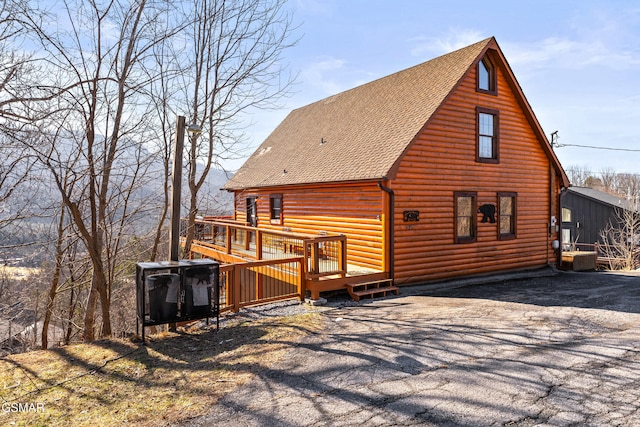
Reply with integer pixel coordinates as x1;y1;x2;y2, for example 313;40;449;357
0;312;321;426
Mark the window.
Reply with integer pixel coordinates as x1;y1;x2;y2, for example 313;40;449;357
498;192;517;240
270;194;282;224
477;107;499;163
455;192;477;243
477;57;496;94
562;207;572;222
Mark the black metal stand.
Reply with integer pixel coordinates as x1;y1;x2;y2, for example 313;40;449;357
135;259;220;342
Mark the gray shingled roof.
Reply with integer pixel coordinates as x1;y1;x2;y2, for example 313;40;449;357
227;37;560;190
568;187;633;210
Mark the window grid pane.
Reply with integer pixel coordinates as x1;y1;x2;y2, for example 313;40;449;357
500;217;512;234
479;60;490;91
499;195;515;236
457;197;472;216
479;113;494;136
456;196;474;238
458;217;471;237
478;112;495;159
479;136;493;158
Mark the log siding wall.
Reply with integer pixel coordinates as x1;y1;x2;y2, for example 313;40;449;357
234;182;384;271
390;56;559;284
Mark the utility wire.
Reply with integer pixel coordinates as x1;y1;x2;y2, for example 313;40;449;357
556;143;640;152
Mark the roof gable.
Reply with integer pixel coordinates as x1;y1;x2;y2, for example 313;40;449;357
224;37;568;190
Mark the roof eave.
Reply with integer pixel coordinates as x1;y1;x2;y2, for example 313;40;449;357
222;176;387;192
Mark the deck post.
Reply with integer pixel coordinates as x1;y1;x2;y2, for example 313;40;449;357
225;225;232;254
340;236;347;277
245;229;251;250
256;229;263;259
232;264;241;312
306;241;318;274
256;265;264;300
298;258;306;300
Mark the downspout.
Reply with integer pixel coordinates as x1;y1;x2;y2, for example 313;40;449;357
557;186;569;268
378;181;395;280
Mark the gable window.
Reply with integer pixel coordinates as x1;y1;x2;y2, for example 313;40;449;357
562;207;572;222
477;107;499;163
455;191;477;243
498;192;517;240
477;57;496;94
270;194;283;224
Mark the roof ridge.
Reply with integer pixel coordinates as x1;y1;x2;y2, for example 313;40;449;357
292;37;495;113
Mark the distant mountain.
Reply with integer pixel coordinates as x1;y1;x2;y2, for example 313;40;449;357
0;131;237;266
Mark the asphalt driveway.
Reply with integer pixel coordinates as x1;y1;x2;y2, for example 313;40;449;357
184;269;640;426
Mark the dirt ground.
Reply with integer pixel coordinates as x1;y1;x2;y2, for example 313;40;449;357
183;268;640;426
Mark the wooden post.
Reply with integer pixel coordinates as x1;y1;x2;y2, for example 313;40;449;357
169;115;185;262
340;236;347;277
232;265;241;313
226;225;232;254
168;115;185;333
298;257;306;301
256;230;263;259
256;265;263;300
313;242;320;275
307;241;318;274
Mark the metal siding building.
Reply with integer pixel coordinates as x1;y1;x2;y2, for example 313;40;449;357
562;187;629;246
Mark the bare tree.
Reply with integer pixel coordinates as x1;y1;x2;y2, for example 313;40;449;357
0;0;44;254
566;165;592;187
599;167;617;194
599;197;640;271
597;173;640;270
2;0;298;343
179;0;297;257
12;0;184;340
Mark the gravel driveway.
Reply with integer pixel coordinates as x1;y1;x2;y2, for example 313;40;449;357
183;269;640;426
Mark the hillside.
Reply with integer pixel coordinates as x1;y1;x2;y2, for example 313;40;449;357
0;165;235;267
0;311;319;426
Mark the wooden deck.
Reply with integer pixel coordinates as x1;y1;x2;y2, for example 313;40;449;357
564;243;640;271
185;218;388;300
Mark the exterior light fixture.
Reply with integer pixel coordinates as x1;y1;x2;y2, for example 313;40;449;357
187;123;202;135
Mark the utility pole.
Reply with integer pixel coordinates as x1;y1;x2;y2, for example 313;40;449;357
550;130;559;148
169;115;186;262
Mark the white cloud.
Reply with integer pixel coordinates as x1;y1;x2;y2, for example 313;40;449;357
299;57;348;95
504;37;640;71
409;28;485;58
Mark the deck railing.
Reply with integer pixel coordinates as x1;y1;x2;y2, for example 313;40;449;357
218;257;305;313
183;217;347;279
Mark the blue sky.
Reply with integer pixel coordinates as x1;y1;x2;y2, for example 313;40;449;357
242;0;640;175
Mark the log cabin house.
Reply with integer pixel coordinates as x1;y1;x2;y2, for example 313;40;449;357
188;37;569;301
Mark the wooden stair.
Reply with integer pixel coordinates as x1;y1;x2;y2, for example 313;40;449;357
346;279;399;301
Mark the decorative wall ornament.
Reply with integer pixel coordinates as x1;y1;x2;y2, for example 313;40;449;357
478;204;496;223
403;210;420;222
